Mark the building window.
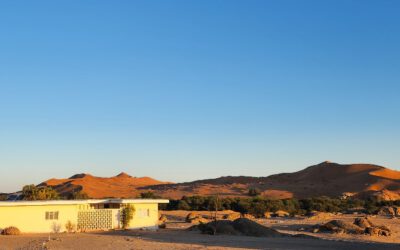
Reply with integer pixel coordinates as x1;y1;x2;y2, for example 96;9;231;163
45;211;59;220
137;208;150;218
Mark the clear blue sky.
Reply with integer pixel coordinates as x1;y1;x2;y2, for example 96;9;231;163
1;1;399;192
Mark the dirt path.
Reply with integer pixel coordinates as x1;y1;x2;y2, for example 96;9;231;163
0;229;399;250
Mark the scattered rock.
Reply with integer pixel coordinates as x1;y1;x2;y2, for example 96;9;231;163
318;218;391;237
319;220;364;234
264;212;273;218
222;213;240;221
353;217;374;228
243;214;255;220
185;213;209;224
365;226;391;236
394;207;400;216
274;210;290;217
377;206;399;217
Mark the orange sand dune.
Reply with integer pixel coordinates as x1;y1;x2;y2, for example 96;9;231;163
370;168;400;180
145;162;400;200
41;172;170;198
39;162;400;200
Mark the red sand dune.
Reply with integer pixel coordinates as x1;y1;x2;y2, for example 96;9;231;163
40;172;170;198
40;162;400;200
144;162;400;200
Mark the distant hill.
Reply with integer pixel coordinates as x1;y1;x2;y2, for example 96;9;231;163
39;172;171;198
142;161;400;200
36;162;400;200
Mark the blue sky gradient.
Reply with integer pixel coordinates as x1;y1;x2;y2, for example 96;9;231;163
1;1;399;192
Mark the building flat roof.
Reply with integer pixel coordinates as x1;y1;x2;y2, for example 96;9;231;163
0;199;169;207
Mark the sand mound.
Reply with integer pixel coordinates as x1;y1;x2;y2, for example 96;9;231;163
197;220;239;235
233;218;282;237
197;218;283;237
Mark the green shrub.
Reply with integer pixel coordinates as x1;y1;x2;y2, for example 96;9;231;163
70;191;89;200
121;205;135;229
139;191;160;199
177;200;191;210
248;188;261;197
162;195;400;217
0;194;7;201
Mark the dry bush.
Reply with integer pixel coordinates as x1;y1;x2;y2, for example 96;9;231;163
1;226;21;235
159;215;168;228
52;222;62;233
65;220;76;233
159;214;168;223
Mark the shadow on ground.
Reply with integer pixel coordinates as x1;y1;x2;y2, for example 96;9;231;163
94;228;400;250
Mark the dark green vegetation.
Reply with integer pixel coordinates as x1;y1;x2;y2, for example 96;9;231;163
121;205;135;229
17;185;89;200
0;193;7;201
21;185;60;200
139;191;161;199
5;186;399;218
160;195;400;217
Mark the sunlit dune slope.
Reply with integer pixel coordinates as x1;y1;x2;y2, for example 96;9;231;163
40;172;170;198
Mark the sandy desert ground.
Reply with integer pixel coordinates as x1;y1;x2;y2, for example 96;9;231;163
0;210;399;250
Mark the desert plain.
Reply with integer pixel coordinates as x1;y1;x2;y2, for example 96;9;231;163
1;210;399;250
